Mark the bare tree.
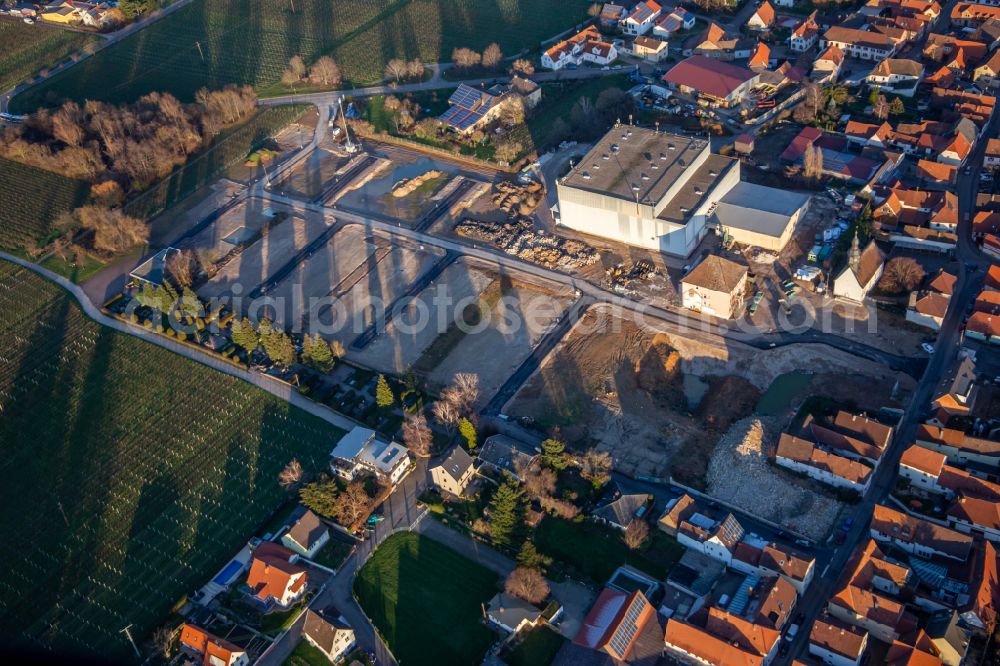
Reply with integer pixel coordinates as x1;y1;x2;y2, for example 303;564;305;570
281;69;301;89
72;206;149;254
452;47;481;69
278;458;304;490
539;494;579;519
623;520;650;550
152;624;174;659
333;480;374;527
166;249;196;288
482;42;503;69
580;449;613;488
873;94;890;121
500;96;526;126
441;373;480;416
432;399;460;432
329;339;346;358
289;55;307;79
402;413;434;457
309;56;342;87
511;59;535;77
803;144;823;181
52;102;85;147
385;58;408;83
880;257;926;294
505;567;550;605
518;460;556;499
407;58;425;80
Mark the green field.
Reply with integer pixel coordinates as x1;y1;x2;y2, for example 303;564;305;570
355;532;499;666
0;157;90;251
11;0;590;111
0;18;99;92
0;261;346;661
533;517;684;583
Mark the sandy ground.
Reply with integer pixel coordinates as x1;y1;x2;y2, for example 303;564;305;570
506;305;912;482
197;205;331;302
427;276;573;401
349;259;495;374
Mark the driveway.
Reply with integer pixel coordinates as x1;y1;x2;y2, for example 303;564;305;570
413;518;596;640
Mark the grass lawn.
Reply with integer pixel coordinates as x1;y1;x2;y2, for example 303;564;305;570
525;74;632;153
503;626;566;666
533;517;683;583
0;260;347;661
283;638;332;666
260;605;306;635
311;537;354;571
39;252;107;284
355;532;499;666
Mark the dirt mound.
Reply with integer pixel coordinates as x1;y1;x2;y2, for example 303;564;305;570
635;334;681;393
392;170;444;197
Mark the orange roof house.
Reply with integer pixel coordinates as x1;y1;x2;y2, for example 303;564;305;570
179;624;248;666
246;542;308;608
665;608;781;666
749;42;772;69
573;588;655;660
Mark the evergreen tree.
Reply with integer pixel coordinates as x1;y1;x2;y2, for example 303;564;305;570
488;475;524;547
459;417;478;450
376;374;395;408
230;317;259;352
867;86;880;105
541;438;568;471
516;540;541;569
303;333;335;372
264;329;296;366
299;480;340;518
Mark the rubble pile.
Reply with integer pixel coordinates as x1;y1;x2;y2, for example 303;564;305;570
706;416;840;540
456;217;599;269
392;169;445;197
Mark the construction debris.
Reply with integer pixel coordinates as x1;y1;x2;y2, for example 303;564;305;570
392;170;445;197
492;180;544;217
456;217;599;269
606;259;656;291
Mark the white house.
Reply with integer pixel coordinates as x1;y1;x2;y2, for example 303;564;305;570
822;26;898;60
677;511;745;565
330;427;410;486
775;434;872;493
541;26;618;70
947;496;1000;542
832;235;884;301
486;592;546;634
809;618;869;666
680;255;748;319
898;445;947;491
303;608;356;663
789;12;820;52
747;0;776;30
430;446;475;496
620;0;662;35
246;542;308;609
866;58;924;95
281;510;330;559
652;6;695;39
870;504;973;562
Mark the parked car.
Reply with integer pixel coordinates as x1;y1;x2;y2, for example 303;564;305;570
921;342;935;354
834;529;848;545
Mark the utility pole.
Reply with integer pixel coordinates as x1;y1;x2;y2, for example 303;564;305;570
195;41;205;63
56;501;69;527
121;625;140;658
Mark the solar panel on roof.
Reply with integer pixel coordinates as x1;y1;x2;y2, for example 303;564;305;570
608;595;647;656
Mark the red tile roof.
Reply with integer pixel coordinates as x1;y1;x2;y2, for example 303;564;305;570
662;55;757;100
246;542;307;605
809;617;868;660
900;444;947;476
180;624;245;666
871;503;973;560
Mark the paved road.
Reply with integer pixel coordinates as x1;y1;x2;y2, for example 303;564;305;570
0;250;361;435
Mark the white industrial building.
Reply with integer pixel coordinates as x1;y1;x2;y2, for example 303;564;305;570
555;125;809;257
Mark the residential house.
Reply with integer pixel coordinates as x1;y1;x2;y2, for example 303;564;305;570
440;83;509;134
632;35;669;62
478;435;537;480
661;55;759;107
916;423;1000;469
789;11;820;52
652;6;696;39
775;433;873;493
822;26;898;60
748;1;776;30
866;58;924;94
931;356;979;420
329;426;410;486
975;50;1000;90
430;445;475;496
542;26;618;70
676;509;746;565
907;269;956;330
573;589;655;661
246;542;308;608
948;495;1000;541
658;493;697;536
664;608;782;666
885;631;947;665
755;575;798;630
952;2;1000;28
487;591;545;634
869;503;973;561
967;311;1000;342
686;21;752;61
813;44;846;82
41;1;114;28
759;543;816;594
593;490;649;530
281;510;330;559
827;540;918;642
805;410;894;464
832;234;885;302
926;610;973;664
734;133;755;154
962;540;1000;636
621;0;662;35
986;138;1000;168
809;617;869;666
899;444;948;490
749;42;772;70
917;158;958;187
662;549;725;619
509;76;542;109
680;255;748;318
302;607;356;664
179;624;249;666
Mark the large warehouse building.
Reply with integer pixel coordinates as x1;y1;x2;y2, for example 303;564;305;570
555;125;809;257
556;126;738;257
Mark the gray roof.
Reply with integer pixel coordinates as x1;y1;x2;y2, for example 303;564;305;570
655;154;739;226
561;126;710;206
713;182;810;238
303;607;353;653
330;426;376;460
667;549;726;596
593;494;648;528
433;445;475;482
285;510;328;551
479;435;537;478
487;592;541;630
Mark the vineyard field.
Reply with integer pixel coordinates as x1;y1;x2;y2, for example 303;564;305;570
10;0;590;111
0;158;90;251
0;18;98;93
0;261;346;660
